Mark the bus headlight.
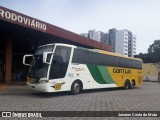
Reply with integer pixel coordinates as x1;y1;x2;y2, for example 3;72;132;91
39;80;49;84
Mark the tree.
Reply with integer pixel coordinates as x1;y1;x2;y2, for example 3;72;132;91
148;40;160;62
148;40;160;53
134;53;155;63
135;40;160;63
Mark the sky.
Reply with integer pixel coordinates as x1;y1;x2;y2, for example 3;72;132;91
1;0;160;54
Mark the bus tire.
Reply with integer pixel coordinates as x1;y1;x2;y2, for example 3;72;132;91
129;80;135;89
124;80;130;89
71;81;81;95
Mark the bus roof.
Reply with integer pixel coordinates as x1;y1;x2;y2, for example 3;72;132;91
38;43;142;62
38;43;75;48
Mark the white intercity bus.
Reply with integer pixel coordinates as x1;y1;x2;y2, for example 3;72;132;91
23;43;143;94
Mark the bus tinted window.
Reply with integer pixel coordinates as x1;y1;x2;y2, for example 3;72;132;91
72;49;89;64
88;52;102;65
49;46;71;79
72;48;142;69
102;54;117;67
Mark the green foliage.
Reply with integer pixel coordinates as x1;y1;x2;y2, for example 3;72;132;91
135;40;160;63
148;40;160;53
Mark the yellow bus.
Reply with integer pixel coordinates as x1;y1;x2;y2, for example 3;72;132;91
23;43;143;94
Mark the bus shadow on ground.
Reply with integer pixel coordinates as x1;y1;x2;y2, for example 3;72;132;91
31;87;133;98
0;86;140;97
82;87;123;93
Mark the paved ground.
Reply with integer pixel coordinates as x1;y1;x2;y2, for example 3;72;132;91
0;82;160;120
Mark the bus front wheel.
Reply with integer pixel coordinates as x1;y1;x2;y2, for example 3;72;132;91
71;81;81;95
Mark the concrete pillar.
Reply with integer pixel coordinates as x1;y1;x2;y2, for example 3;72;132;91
0;31;4;82
5;36;12;83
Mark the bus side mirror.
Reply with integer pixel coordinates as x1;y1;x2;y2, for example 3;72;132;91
43;52;53;64
23;55;33;66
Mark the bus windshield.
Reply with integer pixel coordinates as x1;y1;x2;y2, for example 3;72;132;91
28;45;54;79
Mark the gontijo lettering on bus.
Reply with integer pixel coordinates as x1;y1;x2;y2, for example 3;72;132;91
113;68;131;74
0;8;47;31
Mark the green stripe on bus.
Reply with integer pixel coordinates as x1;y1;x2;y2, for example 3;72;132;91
97;66;115;84
87;64;106;84
87;65;115;84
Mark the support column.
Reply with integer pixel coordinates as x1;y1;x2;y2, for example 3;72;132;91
5;36;12;83
0;31;4;82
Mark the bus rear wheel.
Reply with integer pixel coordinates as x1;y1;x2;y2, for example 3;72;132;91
71;81;81;95
124;80;130;89
129;80;135;89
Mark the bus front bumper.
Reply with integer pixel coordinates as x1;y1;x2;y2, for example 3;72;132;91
27;82;54;92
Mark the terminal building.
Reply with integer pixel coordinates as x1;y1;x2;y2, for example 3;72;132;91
0;6;111;83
